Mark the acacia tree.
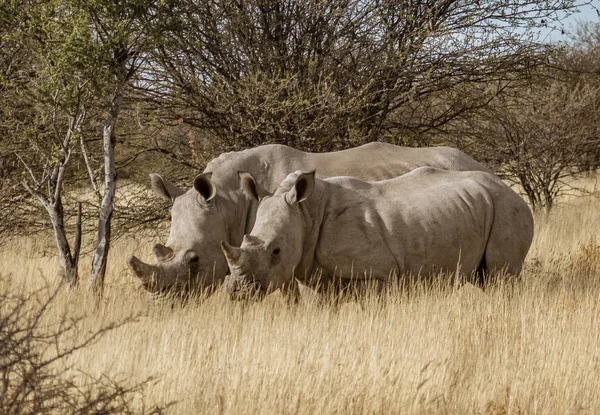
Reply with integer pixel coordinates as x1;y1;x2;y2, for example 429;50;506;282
0;1;104;288
65;0;181;295
0;0;181;293
143;0;591;152
81;0;140;295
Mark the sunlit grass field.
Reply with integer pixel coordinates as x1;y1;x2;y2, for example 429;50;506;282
2;174;600;414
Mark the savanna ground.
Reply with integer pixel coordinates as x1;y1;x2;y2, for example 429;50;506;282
2;174;600;414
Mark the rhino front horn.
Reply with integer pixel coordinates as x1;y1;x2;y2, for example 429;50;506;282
220;241;242;265
127;255;156;284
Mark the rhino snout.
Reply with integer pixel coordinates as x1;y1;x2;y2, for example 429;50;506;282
224;276;261;301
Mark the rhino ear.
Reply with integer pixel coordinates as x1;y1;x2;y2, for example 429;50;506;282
286;171;316;205
194;173;216;202
221;241;242;265
239;172;269;201
150;173;185;202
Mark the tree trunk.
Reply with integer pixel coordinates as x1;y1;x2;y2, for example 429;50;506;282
19;111;83;290
88;84;125;296
34;195;81;290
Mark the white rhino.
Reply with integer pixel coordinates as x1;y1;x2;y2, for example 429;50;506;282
127;143;493;295
221;168;534;299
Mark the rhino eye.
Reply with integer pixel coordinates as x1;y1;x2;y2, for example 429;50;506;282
272;248;280;255
185;252;199;265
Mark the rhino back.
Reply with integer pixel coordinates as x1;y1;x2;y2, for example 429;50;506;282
203;143;491;192
313;168;516;279
301;143;492;181
203;144;307;192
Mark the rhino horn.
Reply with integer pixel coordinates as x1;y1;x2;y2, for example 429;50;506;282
220;241;242;265
242;234;262;246
153;243;174;261
127;255;157;285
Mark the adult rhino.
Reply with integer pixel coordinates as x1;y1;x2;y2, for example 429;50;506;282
127;143;493;295
221;168;534;299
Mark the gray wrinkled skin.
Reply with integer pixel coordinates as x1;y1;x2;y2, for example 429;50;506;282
127;143;493;295
222;168;534;300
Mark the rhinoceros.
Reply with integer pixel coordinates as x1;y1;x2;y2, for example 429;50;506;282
127;143;493;295
220;168;534;299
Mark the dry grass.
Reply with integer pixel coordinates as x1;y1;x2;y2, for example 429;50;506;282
2;174;600;414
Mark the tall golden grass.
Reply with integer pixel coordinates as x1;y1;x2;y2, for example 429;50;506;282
1;174;600;414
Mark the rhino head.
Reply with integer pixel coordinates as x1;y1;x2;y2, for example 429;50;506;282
221;170;316;300
127;173;232;295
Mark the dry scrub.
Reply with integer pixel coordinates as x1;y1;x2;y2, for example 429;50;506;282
1;175;600;414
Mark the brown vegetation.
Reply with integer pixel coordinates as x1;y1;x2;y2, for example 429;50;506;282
1;2;599;412
0;279;168;414
1;173;599;414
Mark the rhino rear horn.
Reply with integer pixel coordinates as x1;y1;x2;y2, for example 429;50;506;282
150;173;185;202
221;241;242;265
153;244;174;261
242;234;262;246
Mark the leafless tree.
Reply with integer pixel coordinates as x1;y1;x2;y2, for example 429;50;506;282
453;76;600;212
16;111;86;289
447;21;600;212
0;277;169;414
567;21;600;172
142;0;591;151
